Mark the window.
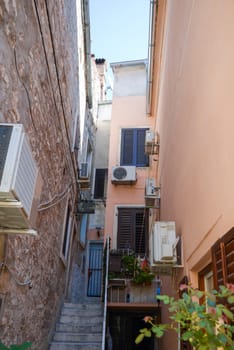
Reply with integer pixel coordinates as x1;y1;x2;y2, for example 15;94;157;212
94;168;108;199
211;227;234;288
62;206;72;260
198;264;214;309
120;128;149;167
117;208;148;256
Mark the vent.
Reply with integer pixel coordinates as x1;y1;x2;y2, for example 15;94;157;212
0;123;38;233
111;166;137;184
113;167;127;180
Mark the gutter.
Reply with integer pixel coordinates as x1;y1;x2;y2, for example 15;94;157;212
146;0;158;116
83;0;92;109
110;59;147;71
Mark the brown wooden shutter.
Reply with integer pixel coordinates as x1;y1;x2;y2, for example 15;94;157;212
117;208;148;255
212;227;234;289
117;208;133;251
135;211;147;255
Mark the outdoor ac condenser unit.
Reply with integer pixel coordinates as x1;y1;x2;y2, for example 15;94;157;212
0;123;38;231
145;129;159;155
111;166;137;184
145;130;155;146
145;178;160;208
152;221;177;263
145;178;160;198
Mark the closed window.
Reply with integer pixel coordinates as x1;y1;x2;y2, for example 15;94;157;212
120;128;149;167
117;208;148;256
211;227;234;288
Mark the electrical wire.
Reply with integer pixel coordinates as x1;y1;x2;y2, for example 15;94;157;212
32;0;78;206
0;262;32;287
37;183;72;211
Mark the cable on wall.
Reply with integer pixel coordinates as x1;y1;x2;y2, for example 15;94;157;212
0;262;32;288
32;0;78;205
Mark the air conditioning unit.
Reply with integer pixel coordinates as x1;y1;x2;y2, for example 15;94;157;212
145;130;155;146
152;221;177;263
145;178;160;198
145;178;160;207
145;130;159;155
111;166;137;185
0;123;38;233
80;162;89;178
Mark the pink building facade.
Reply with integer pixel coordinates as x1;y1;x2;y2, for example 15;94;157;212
148;1;234;348
105;60;156;246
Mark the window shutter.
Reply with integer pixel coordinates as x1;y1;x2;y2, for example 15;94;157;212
135;211;146;255
120;128;149;167
117;208;133;250
117;208;148;255
212;227;234;289
136;129;149;166
94;169;107;199
121;129;134;165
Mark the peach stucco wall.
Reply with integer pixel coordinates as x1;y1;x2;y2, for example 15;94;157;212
105;62;156;248
156;0;234;279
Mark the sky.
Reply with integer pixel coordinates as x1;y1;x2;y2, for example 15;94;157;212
89;0;150;65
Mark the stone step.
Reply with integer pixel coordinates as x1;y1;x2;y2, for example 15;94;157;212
50;302;103;350
53;332;102;342
59;315;103;324
63;302;103;310
61;306;103;317
56;322;102;333
50;342;101;350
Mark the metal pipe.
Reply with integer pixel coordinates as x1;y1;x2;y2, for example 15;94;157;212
83;0;93;109
146;0;158;116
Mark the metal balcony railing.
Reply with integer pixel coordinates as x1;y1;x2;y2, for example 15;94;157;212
101;236;110;350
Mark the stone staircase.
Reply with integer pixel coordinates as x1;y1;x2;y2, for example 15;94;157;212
50;301;103;350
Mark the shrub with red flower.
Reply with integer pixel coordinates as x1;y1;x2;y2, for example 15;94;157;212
135;284;234;350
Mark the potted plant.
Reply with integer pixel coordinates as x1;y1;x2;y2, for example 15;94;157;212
121;254;136;278
135;283;234;349
121;254;154;285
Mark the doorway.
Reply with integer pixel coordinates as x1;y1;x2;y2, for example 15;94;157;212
108;309;157;350
87;241;103;297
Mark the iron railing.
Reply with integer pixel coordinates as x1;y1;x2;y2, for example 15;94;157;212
101;236;110;350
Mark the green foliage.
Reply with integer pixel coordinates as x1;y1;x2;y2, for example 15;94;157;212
135;284;234;350
0;342;32;350
132;268;155;285
110;254;155;285
121;254;136;277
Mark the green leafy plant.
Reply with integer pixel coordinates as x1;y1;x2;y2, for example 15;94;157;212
135;283;234;350
121;254;154;285
121;254;136;277
0;342;32;350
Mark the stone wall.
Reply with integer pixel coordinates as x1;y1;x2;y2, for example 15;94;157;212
0;0;81;348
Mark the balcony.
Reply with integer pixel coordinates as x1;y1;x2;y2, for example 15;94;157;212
108;250;158;306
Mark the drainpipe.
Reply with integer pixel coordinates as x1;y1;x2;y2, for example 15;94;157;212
83;0;92;109
146;0;158;116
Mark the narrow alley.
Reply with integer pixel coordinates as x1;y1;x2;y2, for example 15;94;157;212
0;1;233;350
